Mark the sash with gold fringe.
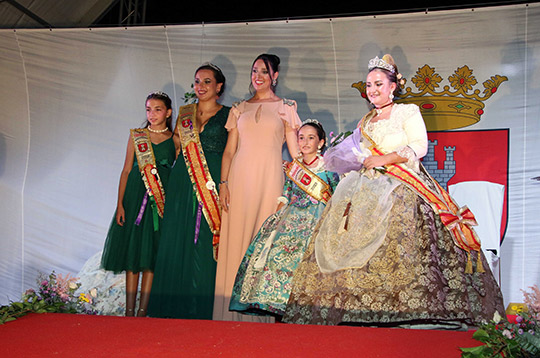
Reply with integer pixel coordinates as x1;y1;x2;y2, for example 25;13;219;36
131;128;166;231
177;103;221;261
359;112;484;273
285;159;332;204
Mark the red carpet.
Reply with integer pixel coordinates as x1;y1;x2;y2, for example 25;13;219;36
0;313;479;357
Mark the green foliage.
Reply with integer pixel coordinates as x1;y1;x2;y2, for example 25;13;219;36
460;309;540;357
0;271;97;324
183;84;197;104
327;130;353;149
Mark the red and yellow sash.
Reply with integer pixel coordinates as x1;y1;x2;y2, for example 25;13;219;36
131;128;166;219
177;104;221;261
285;159;332;204
360;112;484;273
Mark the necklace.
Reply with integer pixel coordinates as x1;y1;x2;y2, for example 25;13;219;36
375;101;394;116
303;156;319;166
148;126;168;133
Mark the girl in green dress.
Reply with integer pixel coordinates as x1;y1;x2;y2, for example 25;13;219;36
101;91;176;316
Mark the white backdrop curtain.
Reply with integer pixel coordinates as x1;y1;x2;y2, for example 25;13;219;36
1;3;539;305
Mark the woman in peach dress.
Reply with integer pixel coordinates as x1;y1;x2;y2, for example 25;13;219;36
213;54;302;321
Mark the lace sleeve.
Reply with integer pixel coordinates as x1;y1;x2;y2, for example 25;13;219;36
396;145;417;163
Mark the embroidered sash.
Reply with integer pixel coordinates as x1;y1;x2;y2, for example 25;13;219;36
285;159;332;204
177;104;221;261
359;112;483;273
131;128;166;225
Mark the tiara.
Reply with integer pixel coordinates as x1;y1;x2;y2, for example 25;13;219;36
148;90;170;99
368;56;395;73
302;118;321;126
201;62;223;74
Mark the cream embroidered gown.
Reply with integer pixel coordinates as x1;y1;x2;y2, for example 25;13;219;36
283;104;505;327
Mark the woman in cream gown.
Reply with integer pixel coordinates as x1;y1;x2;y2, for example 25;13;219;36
283;55;504;328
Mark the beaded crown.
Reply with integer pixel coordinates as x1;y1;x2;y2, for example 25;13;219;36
148;90;170;99
368;56;395;73
302;118;321;126
200;62;223;74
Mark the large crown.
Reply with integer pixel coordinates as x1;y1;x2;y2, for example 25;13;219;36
352;64;508;131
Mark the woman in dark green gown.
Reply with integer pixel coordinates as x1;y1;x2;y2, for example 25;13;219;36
148;64;229;319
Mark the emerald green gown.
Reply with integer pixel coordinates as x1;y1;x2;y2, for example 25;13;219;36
148;106;229;319
101;135;175;273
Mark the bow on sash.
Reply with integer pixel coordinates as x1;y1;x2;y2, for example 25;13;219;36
439;206;478;229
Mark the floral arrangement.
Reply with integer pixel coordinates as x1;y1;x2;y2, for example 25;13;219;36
326;130;386;176
328;130;353;149
461;285;540;357
183;84;197;104
0;271;98;324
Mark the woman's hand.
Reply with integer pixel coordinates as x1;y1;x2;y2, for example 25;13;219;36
363;155;387;170
219;183;230;213
116;205;126;226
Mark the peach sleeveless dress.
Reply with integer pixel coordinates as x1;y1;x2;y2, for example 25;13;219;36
213;99;301;321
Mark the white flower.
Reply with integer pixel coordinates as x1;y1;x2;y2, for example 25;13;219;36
68;281;78;290
89;288;98;298
493;311;502;324
206;180;216;191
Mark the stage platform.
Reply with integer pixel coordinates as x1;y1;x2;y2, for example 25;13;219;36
0;313;480;357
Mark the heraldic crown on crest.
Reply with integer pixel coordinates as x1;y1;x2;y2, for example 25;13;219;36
353;64;508;131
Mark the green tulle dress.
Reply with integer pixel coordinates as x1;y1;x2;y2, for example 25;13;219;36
101;135;175;274
148;106;229;319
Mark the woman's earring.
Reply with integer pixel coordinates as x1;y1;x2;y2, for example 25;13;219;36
272;79;277;86
317;146;322;154
389;93;394;101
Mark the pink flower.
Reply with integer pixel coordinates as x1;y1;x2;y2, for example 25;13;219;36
522;284;540;314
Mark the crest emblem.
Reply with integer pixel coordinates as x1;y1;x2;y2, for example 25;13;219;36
353;64;507;131
300;174;312;186
182;119;191;128
137;143;148;152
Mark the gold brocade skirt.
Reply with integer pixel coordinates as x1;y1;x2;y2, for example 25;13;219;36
282;184;505;327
